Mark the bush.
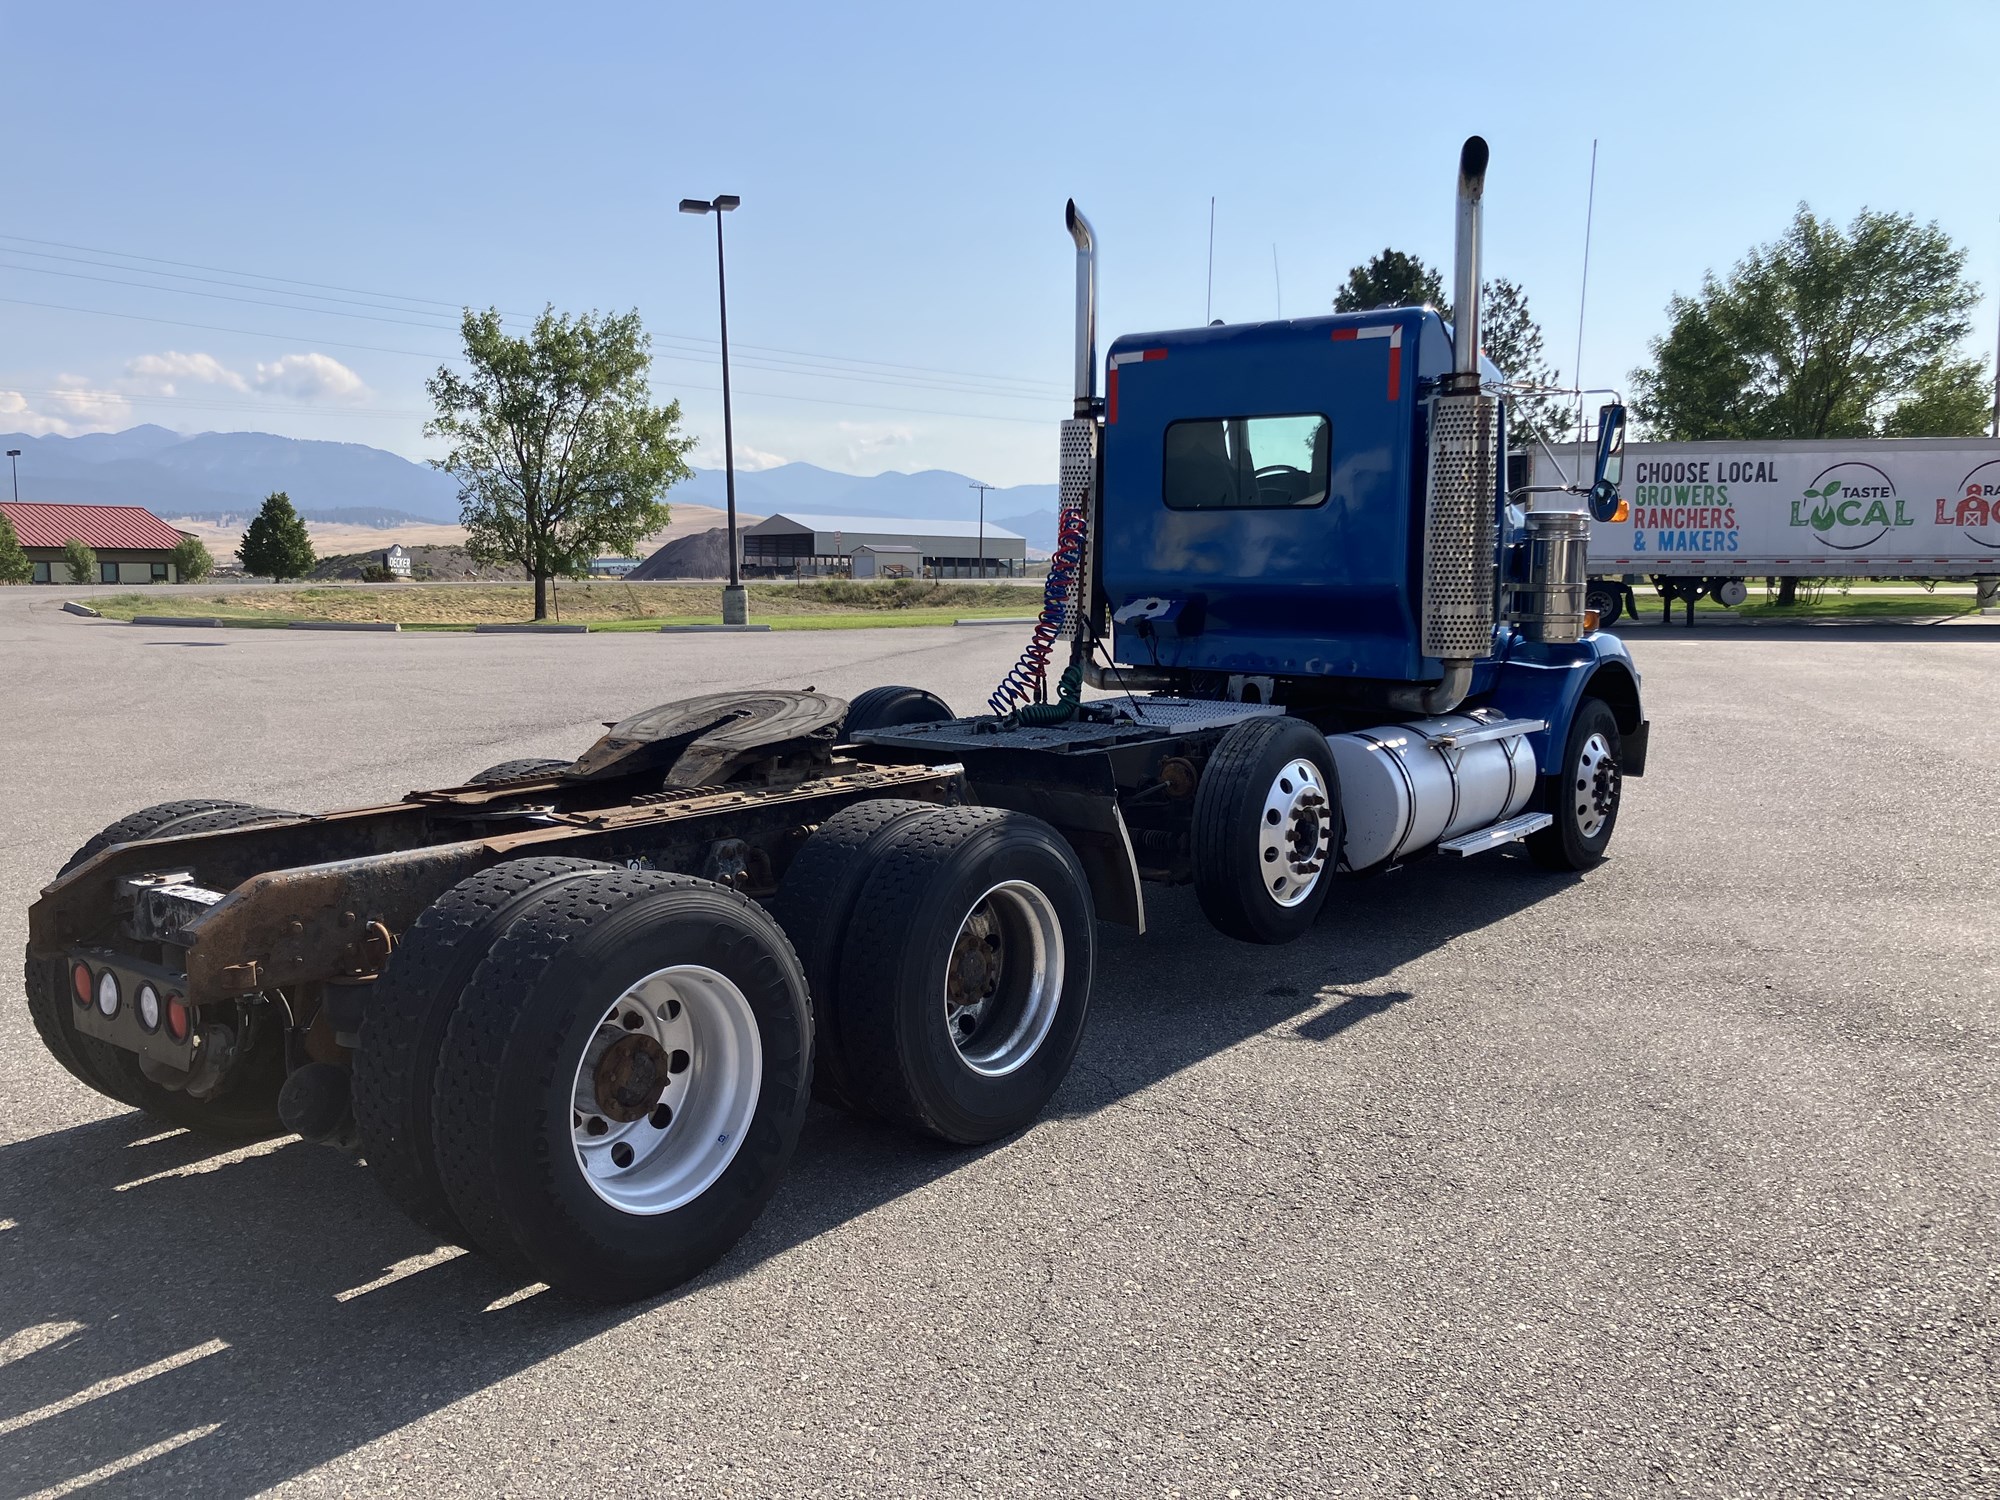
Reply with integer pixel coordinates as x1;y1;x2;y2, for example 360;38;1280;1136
62;538;97;585
0;510;29;584
360;564;392;582
170;533;214;583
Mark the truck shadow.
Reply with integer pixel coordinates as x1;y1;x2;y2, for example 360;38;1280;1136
0;852;1564;1497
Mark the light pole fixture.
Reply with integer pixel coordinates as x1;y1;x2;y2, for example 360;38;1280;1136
680;194;747;625
5;449;18;504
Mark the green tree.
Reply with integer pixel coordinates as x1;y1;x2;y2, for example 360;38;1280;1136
1334;249;1448;315
169;533;214;583
1632;205;1983;440
62;538;97;584
426;306;693;620
1481;276;1568;445
0;510;30;584
237;492;317;581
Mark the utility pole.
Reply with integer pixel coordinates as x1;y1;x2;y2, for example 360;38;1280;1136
969;481;994;578
5;450;18;503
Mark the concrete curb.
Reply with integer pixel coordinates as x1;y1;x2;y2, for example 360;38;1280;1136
61;601;100;617
658;623;773;633
131;615;220;627
473;623;589;634
289;620;401;632
954;616;1036;627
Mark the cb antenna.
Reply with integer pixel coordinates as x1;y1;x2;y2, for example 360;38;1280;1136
1205;196;1216;323
1573;139;1599;449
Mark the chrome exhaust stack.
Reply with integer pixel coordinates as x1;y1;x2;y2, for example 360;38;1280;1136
1450;136;1488;382
1416;135;1499;710
1065;200;1097;417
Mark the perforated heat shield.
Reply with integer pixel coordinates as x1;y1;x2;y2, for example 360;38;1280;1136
1421;392;1499;659
1057;417;1098;643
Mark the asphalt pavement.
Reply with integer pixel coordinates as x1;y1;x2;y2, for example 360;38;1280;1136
0;588;1994;1498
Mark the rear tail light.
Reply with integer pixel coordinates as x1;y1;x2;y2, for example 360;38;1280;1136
71;961;93;1008
136;983;162;1034
164;995;190;1043
95;970;121;1018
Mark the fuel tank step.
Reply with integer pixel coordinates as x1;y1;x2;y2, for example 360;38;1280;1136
1438;811;1553;857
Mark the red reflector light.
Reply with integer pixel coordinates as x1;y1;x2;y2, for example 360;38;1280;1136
164;995;190;1043
71;962;93;1007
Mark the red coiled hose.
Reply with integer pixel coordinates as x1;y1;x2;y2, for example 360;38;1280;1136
989;504;1089;714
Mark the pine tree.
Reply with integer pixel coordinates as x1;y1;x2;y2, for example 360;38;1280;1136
237;492;317;581
0;510;30;584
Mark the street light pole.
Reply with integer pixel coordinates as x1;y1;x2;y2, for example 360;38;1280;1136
680;194;747;625
969;481;993;579
5;449;19;504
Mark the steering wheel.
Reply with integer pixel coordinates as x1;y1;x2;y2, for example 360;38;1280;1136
1253;463;1309;504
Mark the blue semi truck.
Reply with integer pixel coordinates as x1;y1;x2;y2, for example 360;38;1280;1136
24;137;1646;1300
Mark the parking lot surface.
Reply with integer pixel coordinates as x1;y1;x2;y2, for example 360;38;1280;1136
1;590;1994;1498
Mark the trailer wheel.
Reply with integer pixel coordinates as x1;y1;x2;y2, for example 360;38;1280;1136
352;857;611;1247
766;798;947;1115
27;800;296;1122
843;685;954;736
1191;716;1340;945
1584;580;1624;627
1527;697;1623;871
428;871;811;1301
837;807;1094;1145
467;758;572;785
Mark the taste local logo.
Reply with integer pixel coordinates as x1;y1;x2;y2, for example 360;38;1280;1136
1788;462;1912;549
1934;459;2000;550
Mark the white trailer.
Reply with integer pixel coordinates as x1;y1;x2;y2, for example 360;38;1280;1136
1526;436;2000;622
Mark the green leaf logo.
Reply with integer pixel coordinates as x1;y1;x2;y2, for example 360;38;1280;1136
1821;479;1841;498
1803;485;1821;498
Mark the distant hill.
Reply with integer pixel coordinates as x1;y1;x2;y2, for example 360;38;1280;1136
0;425;1058;534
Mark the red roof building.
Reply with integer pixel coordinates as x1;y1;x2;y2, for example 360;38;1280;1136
0;501;191;585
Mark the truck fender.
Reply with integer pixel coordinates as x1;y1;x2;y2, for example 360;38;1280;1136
1483;638;1648;778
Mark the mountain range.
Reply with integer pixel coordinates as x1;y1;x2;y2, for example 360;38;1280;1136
0;426;1062;549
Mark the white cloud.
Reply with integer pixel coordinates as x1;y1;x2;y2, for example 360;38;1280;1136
835;421;914;465
126;350;249;395
694;442;788;471
251;352;369;402
0;378;134;436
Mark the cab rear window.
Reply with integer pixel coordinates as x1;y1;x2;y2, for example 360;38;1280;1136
1162;414;1329;509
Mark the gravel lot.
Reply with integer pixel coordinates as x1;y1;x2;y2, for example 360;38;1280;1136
1;589;1994;1498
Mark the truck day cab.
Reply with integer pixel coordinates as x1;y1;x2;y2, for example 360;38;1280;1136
23;138;1647;1301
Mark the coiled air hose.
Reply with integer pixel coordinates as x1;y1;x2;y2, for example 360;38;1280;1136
988;505;1088;716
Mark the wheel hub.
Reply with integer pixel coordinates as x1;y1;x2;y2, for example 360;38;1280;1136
593;1032;671;1122
1259;759;1331;908
941;882;1065;1078
946;908;1002;1038
1574;732;1620;839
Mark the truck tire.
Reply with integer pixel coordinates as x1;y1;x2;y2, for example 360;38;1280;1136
836;807;1094;1146
1527;697;1623;871
843;685;954;736
765;798;946;1115
28;800;294;1118
352;857;611;1247
428;871;812;1301
1190;716;1340;945
467;758;572;784
1585;580;1624;627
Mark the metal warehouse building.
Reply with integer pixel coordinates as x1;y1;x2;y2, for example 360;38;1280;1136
0;501;191;584
740;512;1027;579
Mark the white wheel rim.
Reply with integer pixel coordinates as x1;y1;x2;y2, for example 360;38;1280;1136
1573;732;1617;839
569;964;761;1215
942;880;1065;1078
1258;758;1332;908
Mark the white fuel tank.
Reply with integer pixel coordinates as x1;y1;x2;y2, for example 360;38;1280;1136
1325;713;1539;870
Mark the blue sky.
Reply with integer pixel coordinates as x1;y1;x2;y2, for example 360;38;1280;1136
4;0;1997;486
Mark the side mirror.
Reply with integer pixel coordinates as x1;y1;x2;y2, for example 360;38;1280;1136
1588;403;1626;521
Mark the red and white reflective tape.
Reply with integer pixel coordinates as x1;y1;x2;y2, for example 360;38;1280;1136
1330;324;1403;399
1105;347;1166;424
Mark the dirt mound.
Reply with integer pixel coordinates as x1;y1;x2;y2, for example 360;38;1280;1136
630;528;735;580
309;545;526;582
